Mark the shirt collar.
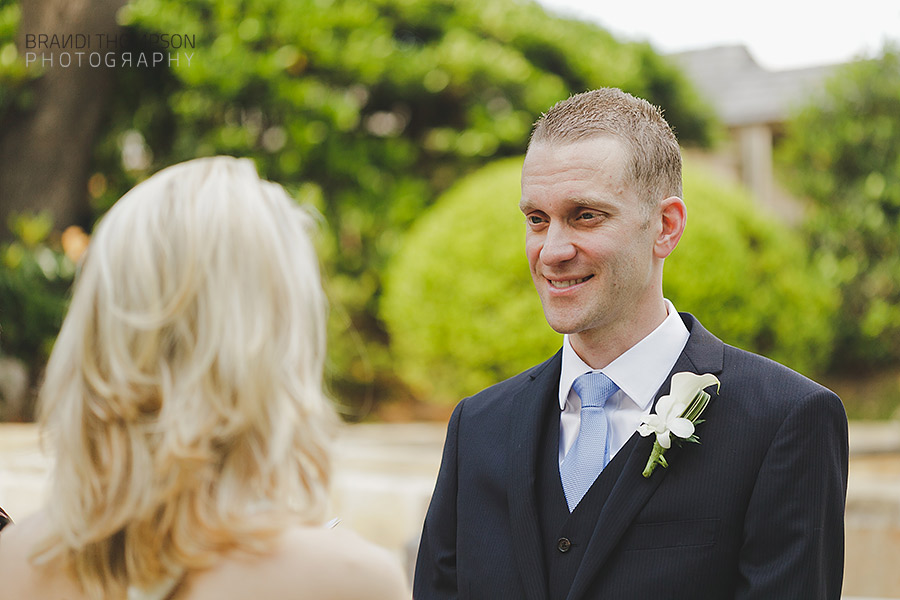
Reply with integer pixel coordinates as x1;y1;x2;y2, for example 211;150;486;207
559;299;690;411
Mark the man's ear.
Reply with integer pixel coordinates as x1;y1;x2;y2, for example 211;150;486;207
654;196;686;259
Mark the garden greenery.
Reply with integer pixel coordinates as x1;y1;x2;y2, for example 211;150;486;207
0;213;78;418
665;163;839;376
778;45;900;368
1;0;717;411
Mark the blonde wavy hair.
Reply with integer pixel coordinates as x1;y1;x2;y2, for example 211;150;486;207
33;156;336;599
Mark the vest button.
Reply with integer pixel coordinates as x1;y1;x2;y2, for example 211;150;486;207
557;537;571;553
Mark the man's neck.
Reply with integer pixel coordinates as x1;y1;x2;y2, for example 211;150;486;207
568;298;668;369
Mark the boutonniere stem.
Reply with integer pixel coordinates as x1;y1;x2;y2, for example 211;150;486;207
638;372;720;478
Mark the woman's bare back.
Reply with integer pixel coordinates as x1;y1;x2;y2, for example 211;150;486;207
0;513;409;600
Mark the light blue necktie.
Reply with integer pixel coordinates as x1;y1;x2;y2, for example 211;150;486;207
559;372;618;512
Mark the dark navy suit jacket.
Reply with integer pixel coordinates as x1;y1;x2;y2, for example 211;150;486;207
414;314;848;599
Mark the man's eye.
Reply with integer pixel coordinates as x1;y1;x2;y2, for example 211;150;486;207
528;215;545;225
578;212;598;220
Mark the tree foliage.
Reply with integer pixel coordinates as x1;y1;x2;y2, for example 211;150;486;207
382;157;838;404
0;1;30;114
0;213;79;419
1;0;717;412
92;0;715;404
778;45;900;368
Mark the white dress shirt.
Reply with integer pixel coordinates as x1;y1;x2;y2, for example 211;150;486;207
558;299;690;464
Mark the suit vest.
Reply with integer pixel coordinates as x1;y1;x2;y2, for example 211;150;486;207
536;404;631;600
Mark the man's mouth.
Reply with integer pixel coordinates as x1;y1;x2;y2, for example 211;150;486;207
548;275;593;289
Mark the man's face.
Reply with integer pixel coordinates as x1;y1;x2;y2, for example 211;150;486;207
520;137;661;345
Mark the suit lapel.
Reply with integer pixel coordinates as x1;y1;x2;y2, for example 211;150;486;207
566;314;724;600
508;351;561;600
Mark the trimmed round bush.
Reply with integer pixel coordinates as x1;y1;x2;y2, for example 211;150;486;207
382;156;839;404
665;164;839;375
381;157;561;405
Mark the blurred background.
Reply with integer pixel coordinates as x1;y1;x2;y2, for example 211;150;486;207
0;0;899;596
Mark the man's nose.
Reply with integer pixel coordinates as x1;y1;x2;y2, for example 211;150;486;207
540;223;577;265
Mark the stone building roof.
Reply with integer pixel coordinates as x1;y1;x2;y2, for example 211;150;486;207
669;45;838;127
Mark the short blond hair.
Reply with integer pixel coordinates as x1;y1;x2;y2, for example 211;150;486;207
34;156;335;599
529;88;683;208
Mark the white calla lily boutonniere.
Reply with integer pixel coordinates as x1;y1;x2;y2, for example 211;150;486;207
638;372;720;478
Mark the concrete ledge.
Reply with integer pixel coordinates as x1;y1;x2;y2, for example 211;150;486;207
849;421;900;456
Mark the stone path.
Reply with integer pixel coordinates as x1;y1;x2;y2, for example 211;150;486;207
2;421;899;597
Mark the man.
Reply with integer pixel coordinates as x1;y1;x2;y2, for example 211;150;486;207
413;88;848;599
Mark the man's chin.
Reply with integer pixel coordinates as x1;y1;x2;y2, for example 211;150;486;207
542;314;586;335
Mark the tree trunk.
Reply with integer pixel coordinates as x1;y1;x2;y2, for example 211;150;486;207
0;0;127;239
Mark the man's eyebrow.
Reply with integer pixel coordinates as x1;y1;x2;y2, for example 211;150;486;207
571;197;603;209
519;196;612;213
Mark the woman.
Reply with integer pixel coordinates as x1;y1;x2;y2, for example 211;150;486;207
0;157;408;600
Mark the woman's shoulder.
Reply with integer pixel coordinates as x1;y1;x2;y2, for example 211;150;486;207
0;511;78;600
0;516;409;600
284;526;409;598
182;524;409;600
0;512;40;579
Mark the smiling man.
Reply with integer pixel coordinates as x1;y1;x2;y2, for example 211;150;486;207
413;88;849;600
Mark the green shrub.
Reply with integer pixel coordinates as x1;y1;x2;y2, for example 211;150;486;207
381;157;560;404
382;157;838;404
665;165;839;375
